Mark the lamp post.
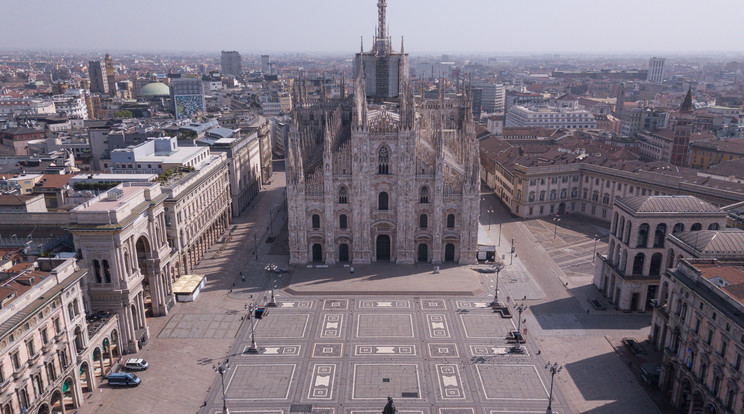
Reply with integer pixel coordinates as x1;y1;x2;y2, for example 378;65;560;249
265;264;277;307
553;217;561;240
213;360;230;414
592;234;598;263
245;303;258;353
498;222;502;246
488;208;494;230
512;303;527;354
253;233;258;260
268;209;274;239
510;238;515;265
545;362;562;414
490;265;504;307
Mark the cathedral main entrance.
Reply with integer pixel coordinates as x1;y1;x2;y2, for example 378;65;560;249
376;235;391;261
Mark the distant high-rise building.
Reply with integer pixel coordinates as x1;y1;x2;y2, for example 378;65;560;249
88;60;109;94
220;51;242;77
104;53;116;95
472;81;505;114
647;57;665;84
171;77;205;120
615;82;625;118
261;55;271;74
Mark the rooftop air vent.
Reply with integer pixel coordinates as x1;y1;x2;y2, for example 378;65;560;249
107;188;124;201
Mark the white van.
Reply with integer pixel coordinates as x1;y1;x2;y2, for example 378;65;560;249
124;358;149;371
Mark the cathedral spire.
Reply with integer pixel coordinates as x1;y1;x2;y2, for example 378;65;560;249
400;36;404;54
377;0;387;41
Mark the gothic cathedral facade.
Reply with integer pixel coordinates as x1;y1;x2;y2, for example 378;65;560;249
286;0;479;265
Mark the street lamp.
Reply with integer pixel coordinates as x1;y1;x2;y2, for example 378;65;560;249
488;208;494;230
552;217;561;240
592;234;599;263
265;264;277;307
245;303;258;353
253;233;258;260
268;209;274;239
498;222;502;246
545;362;562;414
213;360;230;414
512;303;527;354
510;238;515;265
490;264;504;307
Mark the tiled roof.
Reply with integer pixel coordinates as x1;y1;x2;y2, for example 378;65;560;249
617;195;722;214
0;195;38;206
672;230;744;257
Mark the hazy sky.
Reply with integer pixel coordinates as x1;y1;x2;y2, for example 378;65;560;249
1;0;743;55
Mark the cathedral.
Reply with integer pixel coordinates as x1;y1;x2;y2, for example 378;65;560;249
285;0;480;265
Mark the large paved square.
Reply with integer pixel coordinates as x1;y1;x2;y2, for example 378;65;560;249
356;314;414;338
475;364;548;400
159;313;242;339
252;314;309;339
352;364;421;399
226;364;295;400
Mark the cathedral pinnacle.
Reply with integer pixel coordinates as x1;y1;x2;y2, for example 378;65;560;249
377;0;387;41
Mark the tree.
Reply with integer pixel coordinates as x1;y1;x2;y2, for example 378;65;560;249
114;109;133;118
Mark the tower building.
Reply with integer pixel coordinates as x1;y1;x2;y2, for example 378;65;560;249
286;0;480;265
221;51;242;77
104;53;116;95
647;57;665;84
88;60;109;94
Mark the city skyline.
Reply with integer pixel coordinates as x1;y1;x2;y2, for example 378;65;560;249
1;0;743;55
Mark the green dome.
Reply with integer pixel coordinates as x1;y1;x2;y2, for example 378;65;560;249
139;82;170;97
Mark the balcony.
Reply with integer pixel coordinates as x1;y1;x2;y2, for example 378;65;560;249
42;341;53;353
12;363;27;379
54;331;65;342
664;346;679;359
0;377;10;392
27;351;41;365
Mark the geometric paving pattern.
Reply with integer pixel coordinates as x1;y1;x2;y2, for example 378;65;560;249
205;298;565;414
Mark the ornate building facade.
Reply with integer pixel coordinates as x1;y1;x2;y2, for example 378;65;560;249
286;0;479;265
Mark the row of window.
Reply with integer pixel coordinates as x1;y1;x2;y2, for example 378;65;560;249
310;213;457;230
336;186;431;204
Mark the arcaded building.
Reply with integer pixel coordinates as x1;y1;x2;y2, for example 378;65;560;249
285;0;480;265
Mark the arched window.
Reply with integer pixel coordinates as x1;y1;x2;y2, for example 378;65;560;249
123;251;130;276
528;192;535;202
691;223;702;231
637;223;649;248
102;260;111;283
378;145;390;174
539;191;545;201
708;223;719;230
378;192;389;210
602;193;610;205
419;186;429;203
571;187;578;198
560;189;567;199
446;214;455;228
419;214;428;229
311;214;320;229
550;190;556;201
592;191;599;202
339;214;348;229
653;224;667;248
632;253;645;275
338;186;348;204
649;253;663;276
92;260;102;283
672;223;684;234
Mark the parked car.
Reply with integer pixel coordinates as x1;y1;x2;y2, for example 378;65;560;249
124;358;149;371
107;372;141;387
